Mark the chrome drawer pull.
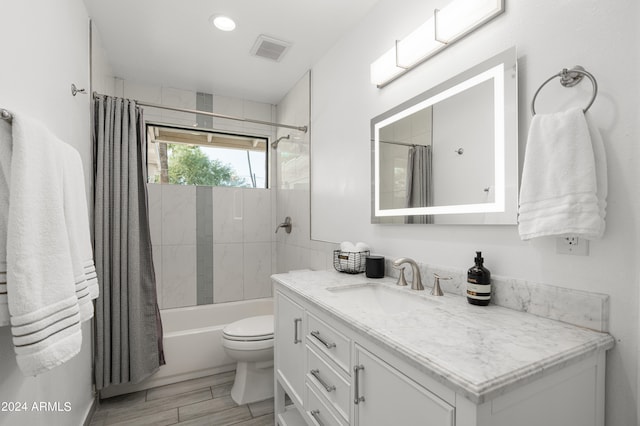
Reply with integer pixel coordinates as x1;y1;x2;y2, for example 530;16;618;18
353;364;365;404
309;409;324;426
293;318;302;344
310;369;336;393
310;330;336;349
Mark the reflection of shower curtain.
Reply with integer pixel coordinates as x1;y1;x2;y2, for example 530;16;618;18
406;145;433;224
93;95;165;391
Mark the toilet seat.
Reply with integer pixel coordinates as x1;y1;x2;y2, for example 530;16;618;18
223;314;274;342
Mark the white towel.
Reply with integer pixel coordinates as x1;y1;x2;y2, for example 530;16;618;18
0;120;12;326
7;113;81;376
60;143;99;322
518;107;607;240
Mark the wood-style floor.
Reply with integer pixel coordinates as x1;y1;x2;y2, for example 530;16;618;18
89;371;274;426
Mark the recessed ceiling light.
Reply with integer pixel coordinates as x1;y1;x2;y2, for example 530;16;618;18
210;15;236;32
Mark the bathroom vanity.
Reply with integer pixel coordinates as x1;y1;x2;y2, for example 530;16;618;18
272;270;614;426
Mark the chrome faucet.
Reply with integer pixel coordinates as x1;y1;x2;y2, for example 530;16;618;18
392;258;424;290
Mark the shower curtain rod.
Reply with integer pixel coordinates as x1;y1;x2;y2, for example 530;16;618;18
378;139;419;147
92;92;308;133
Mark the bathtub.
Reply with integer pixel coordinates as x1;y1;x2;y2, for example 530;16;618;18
100;298;273;398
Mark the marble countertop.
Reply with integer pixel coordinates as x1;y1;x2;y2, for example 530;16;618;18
272;270;615;404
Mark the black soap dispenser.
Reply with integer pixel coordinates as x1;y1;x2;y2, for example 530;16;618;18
466;251;491;306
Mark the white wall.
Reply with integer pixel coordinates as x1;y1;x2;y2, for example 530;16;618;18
0;0;97;425
309;1;639;426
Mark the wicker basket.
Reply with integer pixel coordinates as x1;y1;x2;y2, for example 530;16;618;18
333;250;370;274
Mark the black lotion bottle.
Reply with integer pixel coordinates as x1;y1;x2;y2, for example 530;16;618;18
466;251;491;306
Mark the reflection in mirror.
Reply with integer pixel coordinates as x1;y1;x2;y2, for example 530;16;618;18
372;47;518;225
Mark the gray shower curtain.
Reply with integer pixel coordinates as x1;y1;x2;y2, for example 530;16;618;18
93;95;164;391
406;145;433;224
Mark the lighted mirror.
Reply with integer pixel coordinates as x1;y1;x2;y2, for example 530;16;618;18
371;47;518;224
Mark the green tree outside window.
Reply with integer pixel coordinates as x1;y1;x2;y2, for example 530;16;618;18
163;145;248;187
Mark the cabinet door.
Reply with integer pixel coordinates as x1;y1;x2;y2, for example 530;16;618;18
354;345;454;426
275;291;306;407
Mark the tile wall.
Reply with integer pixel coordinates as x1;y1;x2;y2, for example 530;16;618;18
114;79;278;309
148;184;274;309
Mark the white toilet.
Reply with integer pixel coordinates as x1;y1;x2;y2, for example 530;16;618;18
222;314;275;405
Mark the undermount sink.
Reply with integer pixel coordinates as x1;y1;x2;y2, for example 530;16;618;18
326;282;440;315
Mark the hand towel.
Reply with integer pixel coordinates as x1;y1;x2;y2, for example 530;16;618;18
0;120;11;326
586;111;608;225
60;143;99;322
518;107;607;240
7;113;81;376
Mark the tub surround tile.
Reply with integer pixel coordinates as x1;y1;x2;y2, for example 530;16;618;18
152;245;163;309
196;92;214;129
196;186;214;305
162;245;197;309
214;243;244;303
155;185;279;308
272;270;615;404
212;95;243;117
161;87;197;125
147;183;162;246
123;81;162;104
243;189;272;242
161;185;196;245
213;188;243;243
243;243;273;300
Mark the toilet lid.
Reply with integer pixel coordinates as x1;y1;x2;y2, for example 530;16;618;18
223;315;274;341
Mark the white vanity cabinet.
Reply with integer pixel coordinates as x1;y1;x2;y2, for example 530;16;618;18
275;291;306;409
275;287;456;426
353;345;454;426
273;272;613;426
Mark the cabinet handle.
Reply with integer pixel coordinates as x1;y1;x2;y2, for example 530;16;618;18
310;369;336;393
310;330;336;349
293;318;302;344
353;364;365;404
309;409;324;426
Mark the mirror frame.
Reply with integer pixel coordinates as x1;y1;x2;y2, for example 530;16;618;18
371;46;518;224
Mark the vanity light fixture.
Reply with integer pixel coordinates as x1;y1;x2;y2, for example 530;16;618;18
211;15;236;32
371;0;504;88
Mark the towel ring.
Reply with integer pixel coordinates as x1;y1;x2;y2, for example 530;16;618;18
530;66;598;116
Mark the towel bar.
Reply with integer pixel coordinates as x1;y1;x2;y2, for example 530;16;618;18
530;66;598;116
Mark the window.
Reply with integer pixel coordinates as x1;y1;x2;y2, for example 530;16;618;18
146;124;268;188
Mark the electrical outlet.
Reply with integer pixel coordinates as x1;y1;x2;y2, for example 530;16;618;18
556;236;589;256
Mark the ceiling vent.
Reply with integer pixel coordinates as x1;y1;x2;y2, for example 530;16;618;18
250;35;291;62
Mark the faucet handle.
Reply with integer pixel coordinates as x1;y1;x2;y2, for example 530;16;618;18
431;273;451;296
275;216;292;234
395;266;408;287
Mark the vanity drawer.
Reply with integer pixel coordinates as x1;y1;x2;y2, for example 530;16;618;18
306;383;348;426
306;344;350;421
307;313;351;373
